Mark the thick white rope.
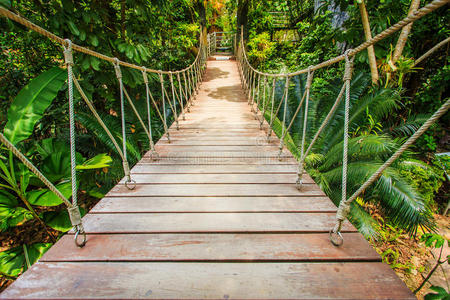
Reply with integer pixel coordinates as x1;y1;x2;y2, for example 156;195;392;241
0;133;71;207
260;75;268;128
63;40;86;247
299;67;314;165
159;73;170;142
177;73;186;120
278;76;291;158
112;59;134;189
72;76;126;162
296;82;347;189
169;72;179;130
267;77;289;139
141;70;156;155
237;0;449;78
332;97;450;241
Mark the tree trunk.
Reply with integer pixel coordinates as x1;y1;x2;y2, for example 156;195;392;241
194;0;206;28
358;0;379;84
237;0;249;40
392;0;421;63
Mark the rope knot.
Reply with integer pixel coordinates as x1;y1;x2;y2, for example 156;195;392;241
113;58;122;79
336;201;351;222
63;39;74;66
343;50;354;81
142;69;148;84
306;66;314;89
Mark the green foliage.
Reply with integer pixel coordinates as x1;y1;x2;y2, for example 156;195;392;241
425;286;450;300
3;67;66;145
0;190;32;231
420;233;448;249
0;0;10;8
260;72;436;238
399;160;444;205
0;243;51;277
27;182;72;207
247;32;276;65
41;207;85;232
77;153;113;170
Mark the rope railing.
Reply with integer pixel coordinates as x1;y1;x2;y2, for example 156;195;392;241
0;8;210;247
239;0;449;78
236;0;450;247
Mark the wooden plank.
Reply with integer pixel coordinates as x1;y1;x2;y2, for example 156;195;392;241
130;164;299;173
91;196;336;213
1;262;414;299
77;212;355;233
119;173;314;184
146;151;293;159
154;145;281;152
42;233;379;262
168;128;267;134
156;138;279;145
139;157;298;164
107;183;325;197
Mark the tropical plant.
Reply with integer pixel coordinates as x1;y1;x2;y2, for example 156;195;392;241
414;233;450;295
262;72;435;238
0;68;112;279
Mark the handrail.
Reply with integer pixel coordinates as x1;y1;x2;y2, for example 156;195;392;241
0;7;205;75
236;0;450;247
0;7;211;248
239;0;448;78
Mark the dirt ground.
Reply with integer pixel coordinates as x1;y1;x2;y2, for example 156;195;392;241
370;213;449;299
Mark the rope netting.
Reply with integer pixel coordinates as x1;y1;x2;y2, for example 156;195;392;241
236;0;450;246
0;7;209;247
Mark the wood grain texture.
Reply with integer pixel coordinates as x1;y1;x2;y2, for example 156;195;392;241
42;233;379;262
1;58;413;299
106;183;326;197
119;173;314;184
91;196;336;213
1;262;414;299
130;164;299;173
78;212;356;233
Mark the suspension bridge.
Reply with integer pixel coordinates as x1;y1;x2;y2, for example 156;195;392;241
1;0;449;298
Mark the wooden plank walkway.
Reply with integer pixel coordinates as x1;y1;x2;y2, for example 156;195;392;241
1;58;414;299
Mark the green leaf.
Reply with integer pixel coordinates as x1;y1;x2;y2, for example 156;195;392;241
0;0;11;8
27;182;72;207
67;21;80;36
90;56;100;71
79;30;86;41
81;56;91;71
88;35;99;47
421;233;445;249
125;44;135;59
34;138;85;183
41;208;85;232
0;190;33;230
77;153;112;170
3;67;66;145
0;243;51;277
425;286;450;300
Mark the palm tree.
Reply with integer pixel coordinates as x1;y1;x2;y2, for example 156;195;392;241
263;72;435;239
